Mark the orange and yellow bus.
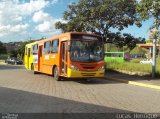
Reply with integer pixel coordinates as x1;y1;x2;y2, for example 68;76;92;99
25;32;105;80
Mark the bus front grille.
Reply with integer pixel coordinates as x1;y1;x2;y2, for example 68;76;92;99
80;64;96;69
81;73;96;76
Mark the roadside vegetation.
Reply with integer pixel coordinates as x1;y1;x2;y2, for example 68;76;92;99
0;54;8;60
106;58;160;75
0;39;41;60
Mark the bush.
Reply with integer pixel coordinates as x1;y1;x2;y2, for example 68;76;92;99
130;59;141;63
0;54;8;60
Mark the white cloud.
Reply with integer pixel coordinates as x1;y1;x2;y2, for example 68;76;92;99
14;16;23;22
50;0;59;4
35;21;52;32
32;10;52;23
17;0;49;15
0;0;50;15
10;24;29;32
33;10;54;33
0;25;11;37
33;10;67;33
0;0;58;37
0;0;49;25
0;24;29;37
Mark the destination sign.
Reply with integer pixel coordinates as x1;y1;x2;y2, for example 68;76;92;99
71;34;100;40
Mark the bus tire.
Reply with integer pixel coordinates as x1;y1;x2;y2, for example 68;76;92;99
53;66;61;81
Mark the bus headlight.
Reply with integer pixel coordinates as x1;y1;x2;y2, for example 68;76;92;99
70;65;79;71
98;66;105;71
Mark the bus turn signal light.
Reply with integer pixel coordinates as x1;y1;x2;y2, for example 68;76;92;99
70;65;79;71
98;66;105;71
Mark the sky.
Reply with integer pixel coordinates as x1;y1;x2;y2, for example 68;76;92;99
0;0;154;43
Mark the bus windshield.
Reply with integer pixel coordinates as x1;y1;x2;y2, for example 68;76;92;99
70;40;104;62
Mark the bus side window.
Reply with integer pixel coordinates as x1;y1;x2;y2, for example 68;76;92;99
35;44;38;54
32;44;38;55
44;41;51;54
51;40;59;53
31;45;34;55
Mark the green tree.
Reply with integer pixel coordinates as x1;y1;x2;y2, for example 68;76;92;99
9;50;18;58
16;41;27;59
16;37;43;59
137;0;160;41
137;0;160;30
17;40;36;59
55;0;142;49
130;46;149;54
137;0;160;78
0;41;7;54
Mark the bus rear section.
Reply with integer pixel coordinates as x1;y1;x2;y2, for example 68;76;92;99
24;42;38;70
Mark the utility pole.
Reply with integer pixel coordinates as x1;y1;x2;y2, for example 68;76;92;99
152;37;156;78
150;28;158;78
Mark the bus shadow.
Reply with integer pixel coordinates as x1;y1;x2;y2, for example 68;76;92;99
0;86;133;115
0;64;24;70
62;78;119;85
34;73;119;84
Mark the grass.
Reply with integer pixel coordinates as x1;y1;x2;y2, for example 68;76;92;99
106;58;160;75
129;59;142;63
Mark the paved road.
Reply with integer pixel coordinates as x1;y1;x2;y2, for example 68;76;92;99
0;64;160;113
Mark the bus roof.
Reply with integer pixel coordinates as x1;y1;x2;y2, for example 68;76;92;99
25;41;38;48
67;32;100;36
37;32;101;44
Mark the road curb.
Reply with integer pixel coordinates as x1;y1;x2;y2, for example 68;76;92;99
106;77;160;90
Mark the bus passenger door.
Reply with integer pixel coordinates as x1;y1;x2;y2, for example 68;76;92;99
61;42;68;76
38;45;43;71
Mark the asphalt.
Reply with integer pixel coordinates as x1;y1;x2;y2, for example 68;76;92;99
105;71;160;90
0;64;160;115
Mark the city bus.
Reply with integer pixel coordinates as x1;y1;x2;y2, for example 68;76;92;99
25;32;105;81
24;41;38;70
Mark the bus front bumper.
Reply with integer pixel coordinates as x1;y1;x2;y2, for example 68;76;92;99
67;68;105;78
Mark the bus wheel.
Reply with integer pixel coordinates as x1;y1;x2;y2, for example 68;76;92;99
53;66;61;81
